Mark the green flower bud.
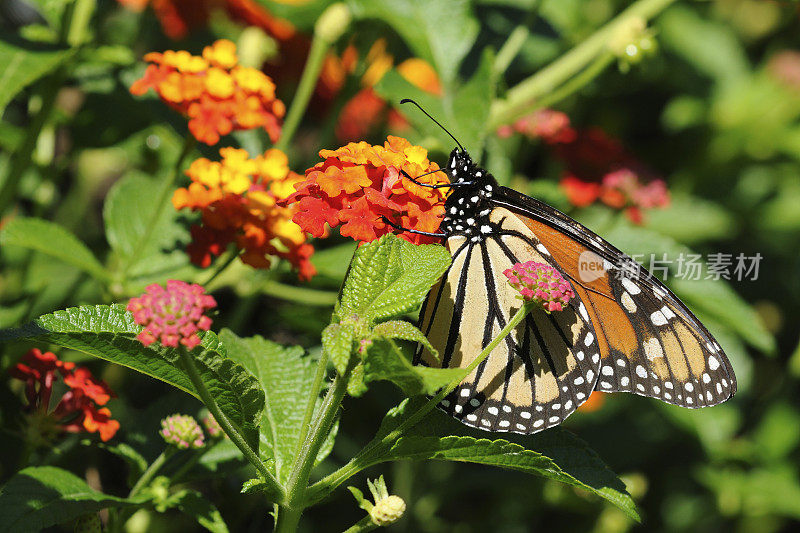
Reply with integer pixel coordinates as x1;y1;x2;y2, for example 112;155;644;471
315;3;352;44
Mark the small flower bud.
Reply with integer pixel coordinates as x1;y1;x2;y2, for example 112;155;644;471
503;262;575;312
160;414;205;449
315;3;352;44
202;413;223;439
370;494;406;526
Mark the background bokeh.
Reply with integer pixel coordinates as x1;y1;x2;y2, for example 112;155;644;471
1;0;799;531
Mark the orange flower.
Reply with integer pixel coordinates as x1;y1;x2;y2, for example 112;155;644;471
285;136;448;244
131;40;285;145
173;147;316;280
116;0;295;41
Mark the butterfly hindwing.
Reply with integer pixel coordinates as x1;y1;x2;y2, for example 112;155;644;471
493;187;737;408
415;207;602;434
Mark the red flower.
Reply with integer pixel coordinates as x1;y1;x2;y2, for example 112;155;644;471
9;349;119;442
285;136;448;244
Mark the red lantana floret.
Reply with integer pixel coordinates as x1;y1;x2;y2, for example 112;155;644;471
9;349;119;442
127;280;217;349
503;262;575;312
285;136;449;244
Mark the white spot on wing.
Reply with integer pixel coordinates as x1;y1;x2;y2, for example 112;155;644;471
621;277;641;295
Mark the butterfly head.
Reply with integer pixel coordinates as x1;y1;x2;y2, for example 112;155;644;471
447;148;476;183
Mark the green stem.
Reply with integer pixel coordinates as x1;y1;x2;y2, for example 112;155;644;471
120;136;196;278
489;0;678;127
493;25;531;76
277;363;354;532
274;34;329;152
261;280;338;307
177;347;283;500
305;304;534;505
202;248;240;287
531;52;615;111
342;516;378;533
129;448;173;498
0;0;96;215
291;349;330;465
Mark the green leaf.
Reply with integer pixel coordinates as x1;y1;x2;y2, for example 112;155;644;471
322;322;357;375
0;36;71;113
0;217;109;282
0;305;264;452
0;466;147;533
375;49;495;156
103;173;186;276
373;320;438;361
338;234;451;324
344;398;640;521
362;339;461;396
163;490;229;533
347;486;373;512
348;0;478;87
218;330;337;483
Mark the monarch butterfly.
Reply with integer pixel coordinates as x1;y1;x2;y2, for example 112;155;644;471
392;99;736;434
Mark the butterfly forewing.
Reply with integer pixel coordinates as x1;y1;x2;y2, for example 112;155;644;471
415;207;602;434
493;187;737;408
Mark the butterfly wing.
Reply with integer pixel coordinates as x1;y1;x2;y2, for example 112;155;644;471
415;206;602;434
493;187;736;408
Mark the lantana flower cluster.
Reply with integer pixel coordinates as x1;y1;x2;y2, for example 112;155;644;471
160;414;205;449
499;109;669;224
285;136;449;244
127;280;217;349
9;349;119;442
172;147;316;279
503;262;575;312
130;39;285;145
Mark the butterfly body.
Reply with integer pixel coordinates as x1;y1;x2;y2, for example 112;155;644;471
412;147;736;434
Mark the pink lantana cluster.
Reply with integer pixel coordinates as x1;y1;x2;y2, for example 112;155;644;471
127;280;217;349
202;413;223;438
503;262;575;312
160;414;205;449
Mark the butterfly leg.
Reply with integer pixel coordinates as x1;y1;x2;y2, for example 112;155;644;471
381;216;447;237
400;169;473;188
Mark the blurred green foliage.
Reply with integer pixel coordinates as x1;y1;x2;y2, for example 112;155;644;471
1;0;799;531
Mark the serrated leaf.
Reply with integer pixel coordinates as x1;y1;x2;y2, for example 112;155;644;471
0;305;264;452
322;322;357;375
163;490;229;533
331;398;640;521
362;338;463;396
338;234;451;323
0;466;148;533
372;320;438;361
0;36;71;113
348;0;478;87
0;217;109;282
103;173;187;276
219;330;338;483
240;478;284;503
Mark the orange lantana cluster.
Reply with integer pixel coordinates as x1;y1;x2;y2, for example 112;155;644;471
286;136;449;244
173;147;315;279
130;39;285;145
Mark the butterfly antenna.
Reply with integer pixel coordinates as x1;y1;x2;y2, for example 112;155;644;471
400;98;465;152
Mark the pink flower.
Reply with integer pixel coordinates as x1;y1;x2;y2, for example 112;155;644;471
127;280;217;349
160;414;205;449
503;262;575;312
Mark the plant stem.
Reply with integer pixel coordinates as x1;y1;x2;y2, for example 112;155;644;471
291;349;330;464
129;448;173;498
343;516;378;533
532;52;616;111
120;136;196;278
274;33;329;152
493;25;531;76
277;363;354;532
489;0;678;127
305;304;534;505
177;347;283;500
202;248;240;287
261;280;338;307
